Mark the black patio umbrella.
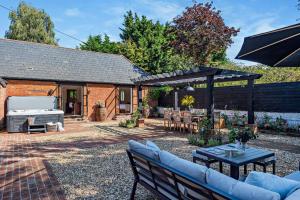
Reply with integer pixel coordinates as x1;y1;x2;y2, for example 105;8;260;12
236;23;300;67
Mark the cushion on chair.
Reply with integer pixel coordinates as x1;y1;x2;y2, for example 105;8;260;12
128;140;160;160
146;140;160;151
159;150;208;183
206;169;280;200
285;171;300;182
245;171;300;199
285;189;300;200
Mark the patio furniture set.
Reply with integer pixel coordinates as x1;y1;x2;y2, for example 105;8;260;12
163;110;205;133
127;140;300;200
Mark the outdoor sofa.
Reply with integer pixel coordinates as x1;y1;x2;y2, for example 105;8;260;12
127;140;300;200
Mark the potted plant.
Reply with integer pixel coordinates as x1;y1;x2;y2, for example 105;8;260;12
119;110;143;128
181;95;195;110
95;100;106;121
132;110;144;127
235;127;258;150
142;97;150;118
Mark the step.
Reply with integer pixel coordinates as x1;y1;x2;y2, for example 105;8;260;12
113;114;132;121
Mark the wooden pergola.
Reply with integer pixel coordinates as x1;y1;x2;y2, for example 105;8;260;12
132;66;262;125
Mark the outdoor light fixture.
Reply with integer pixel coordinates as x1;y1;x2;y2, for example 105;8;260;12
186;83;195;92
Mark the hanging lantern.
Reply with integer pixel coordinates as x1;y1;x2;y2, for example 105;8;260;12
186;83;195;92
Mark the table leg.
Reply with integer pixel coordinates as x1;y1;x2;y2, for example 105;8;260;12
230;165;240;180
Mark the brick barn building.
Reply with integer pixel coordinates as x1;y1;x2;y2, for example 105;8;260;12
0;39;147;129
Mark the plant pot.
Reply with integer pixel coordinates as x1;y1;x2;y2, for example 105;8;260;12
136;118;145;127
264;123;270;129
96;107;107;121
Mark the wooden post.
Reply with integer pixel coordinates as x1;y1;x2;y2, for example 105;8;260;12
247;79;255;124
137;85;142;112
174;90;178;110
206;75;214;126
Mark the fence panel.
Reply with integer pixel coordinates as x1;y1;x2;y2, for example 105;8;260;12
158;82;300;113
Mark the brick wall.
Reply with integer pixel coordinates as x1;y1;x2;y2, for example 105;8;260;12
86;83;117;120
0;86;6;129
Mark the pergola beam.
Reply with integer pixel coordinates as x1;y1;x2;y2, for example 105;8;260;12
133;67;220;84
149;74;262;87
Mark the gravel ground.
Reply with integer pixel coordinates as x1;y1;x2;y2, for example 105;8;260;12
44;123;300;200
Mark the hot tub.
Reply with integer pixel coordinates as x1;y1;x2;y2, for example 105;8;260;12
6;96;64;133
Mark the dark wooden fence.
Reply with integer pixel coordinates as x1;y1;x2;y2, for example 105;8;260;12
158;82;300;113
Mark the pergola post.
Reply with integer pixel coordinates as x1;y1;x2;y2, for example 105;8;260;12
247;79;255;124
174;89;178;110
137;85;143;112
206;75;214;126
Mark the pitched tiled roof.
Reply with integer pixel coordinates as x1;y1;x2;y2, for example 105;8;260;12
0;39;145;84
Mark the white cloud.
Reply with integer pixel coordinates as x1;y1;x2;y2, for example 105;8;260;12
137;0;183;22
64;8;81;17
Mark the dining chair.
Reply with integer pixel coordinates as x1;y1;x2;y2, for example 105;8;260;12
172;111;182;132
163;110;172;130
182;111;198;133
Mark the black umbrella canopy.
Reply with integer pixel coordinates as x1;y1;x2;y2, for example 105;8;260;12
236;23;300;67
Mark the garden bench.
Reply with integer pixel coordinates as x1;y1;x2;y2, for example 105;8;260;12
127;149;237;200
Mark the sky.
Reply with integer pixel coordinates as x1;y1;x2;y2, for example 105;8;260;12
0;0;299;65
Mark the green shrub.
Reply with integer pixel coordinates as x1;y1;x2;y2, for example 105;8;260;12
273;116;288;132
187;134;205;146
119;110;142;128
148;86;173;101
207;139;222;147
228;127;239;143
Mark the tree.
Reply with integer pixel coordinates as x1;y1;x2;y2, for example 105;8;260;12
5;2;57;45
119;11;188;74
170;2;239;65
79;34;120;54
